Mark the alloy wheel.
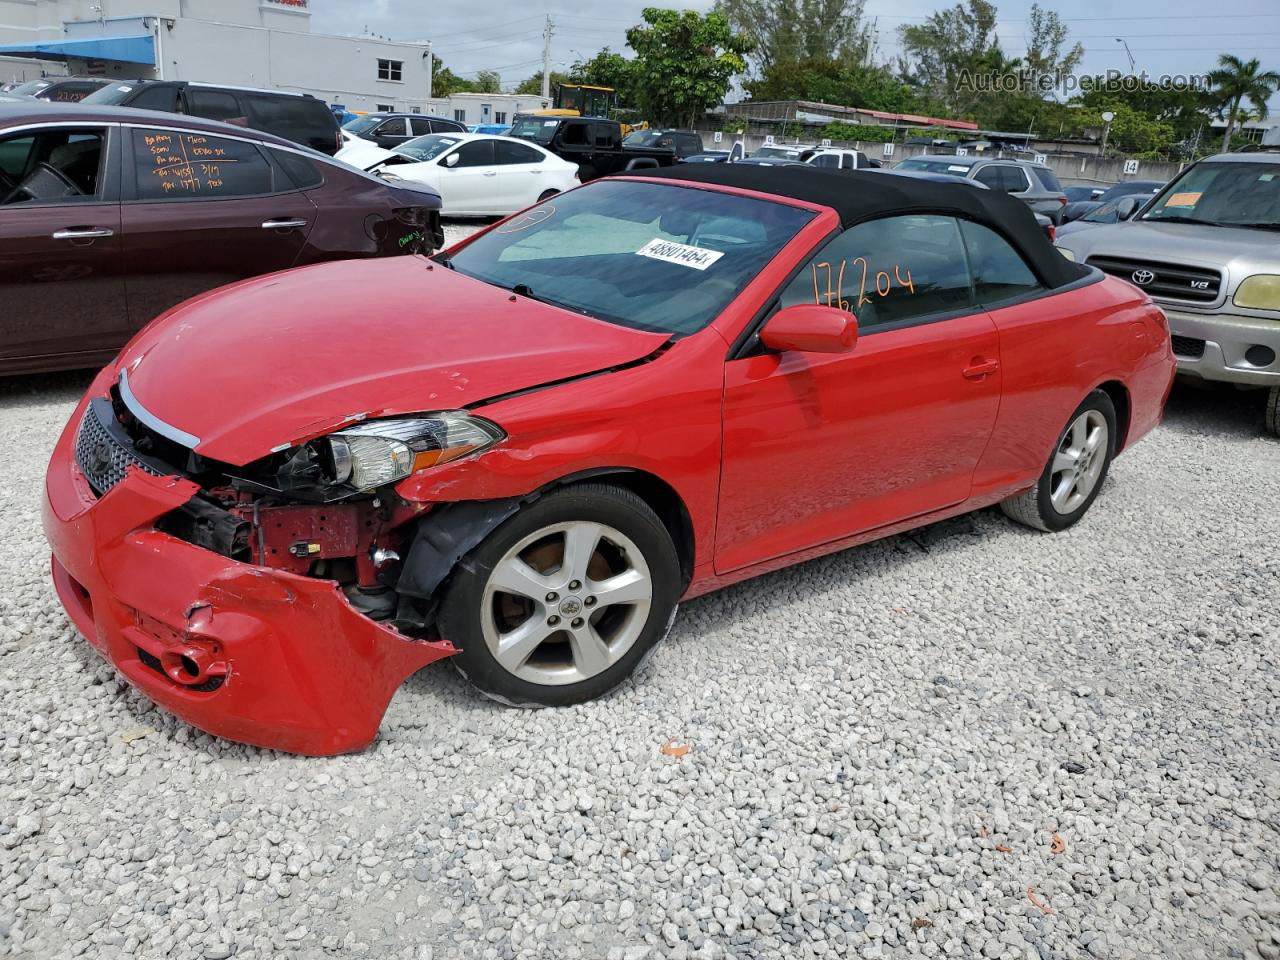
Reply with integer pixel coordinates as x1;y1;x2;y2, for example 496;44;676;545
1049;409;1109;514
480;520;653;686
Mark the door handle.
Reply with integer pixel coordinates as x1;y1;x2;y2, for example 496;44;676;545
262;218;308;230
483;171;497;177
52;227;113;240
962;357;1000;380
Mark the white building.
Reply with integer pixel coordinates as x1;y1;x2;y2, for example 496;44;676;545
0;0;436;115
428;92;552;127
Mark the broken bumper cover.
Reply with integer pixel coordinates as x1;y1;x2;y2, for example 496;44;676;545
42;391;455;756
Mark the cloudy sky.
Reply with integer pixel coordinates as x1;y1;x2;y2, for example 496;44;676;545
311;0;1280;101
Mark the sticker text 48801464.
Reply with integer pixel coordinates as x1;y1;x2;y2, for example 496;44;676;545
811;258;914;313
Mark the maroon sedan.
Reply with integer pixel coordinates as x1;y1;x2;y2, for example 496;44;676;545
0;103;443;375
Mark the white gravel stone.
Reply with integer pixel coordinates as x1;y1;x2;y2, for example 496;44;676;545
0;301;1277;960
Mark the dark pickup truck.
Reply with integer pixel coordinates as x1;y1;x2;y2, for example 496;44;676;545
509;115;676;181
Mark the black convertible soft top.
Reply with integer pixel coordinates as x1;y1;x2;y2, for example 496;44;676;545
640;163;1088;289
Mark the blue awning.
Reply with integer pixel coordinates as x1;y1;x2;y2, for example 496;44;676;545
0;35;154;65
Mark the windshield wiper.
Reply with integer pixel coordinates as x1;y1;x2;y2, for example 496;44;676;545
431;253;455;270
510;284;595;318
1221;222;1280;232
1144;215;1217;226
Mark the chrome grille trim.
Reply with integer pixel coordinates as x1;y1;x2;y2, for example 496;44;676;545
119;368;200;449
74;399;164;496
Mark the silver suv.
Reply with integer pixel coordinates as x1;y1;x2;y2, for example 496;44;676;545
894;155;1069;222
1055;153;1280;436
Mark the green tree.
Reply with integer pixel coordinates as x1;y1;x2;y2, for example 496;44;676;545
1080;101;1175;157
472;70;502;94
432;56;475;96
1206;54;1280;152
571;48;637;105
514;70;570;96
1075;77;1209;145
625;8;754;127
714;0;871;72
898;0;1000;105
1020;4;1082;89
743;57;923;113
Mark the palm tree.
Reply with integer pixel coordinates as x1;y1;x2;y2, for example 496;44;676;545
1207;54;1280;152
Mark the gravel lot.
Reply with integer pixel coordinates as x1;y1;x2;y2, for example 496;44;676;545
1;237;1278;960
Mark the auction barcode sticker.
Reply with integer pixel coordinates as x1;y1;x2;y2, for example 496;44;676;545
636;238;724;271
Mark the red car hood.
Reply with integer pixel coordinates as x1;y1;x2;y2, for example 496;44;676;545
118;257;668;464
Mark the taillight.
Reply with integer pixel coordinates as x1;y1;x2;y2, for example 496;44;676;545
1045;224;1056;242
335;129;343;154
1058;195;1067;206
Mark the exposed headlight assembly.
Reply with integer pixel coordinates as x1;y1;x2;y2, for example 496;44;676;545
326;414;505;490
1233;275;1280;311
269;413;504;499
1055;245;1076;261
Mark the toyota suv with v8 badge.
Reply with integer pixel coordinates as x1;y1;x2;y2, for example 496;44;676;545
1056;152;1280;436
43;164;1174;755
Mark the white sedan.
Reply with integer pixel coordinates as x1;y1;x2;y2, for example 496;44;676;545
337;133;579;217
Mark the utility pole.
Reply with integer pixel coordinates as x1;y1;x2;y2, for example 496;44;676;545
541;16;554;99
1115;38;1136;74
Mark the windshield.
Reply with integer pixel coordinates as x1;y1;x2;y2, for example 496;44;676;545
80;82;135;105
343;116;383;135
510;116;557;142
1082;196;1144;224
753;146;801;159
394;134;463;161
9;79;53;96
1143;162;1280;229
624;130;660;147
896;157;973;175
446;180;815;336
1100;180;1160;202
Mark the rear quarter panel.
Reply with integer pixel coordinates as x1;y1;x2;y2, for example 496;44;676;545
972;273;1173;498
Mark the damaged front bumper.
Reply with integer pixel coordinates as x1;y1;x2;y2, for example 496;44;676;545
42;385;456;756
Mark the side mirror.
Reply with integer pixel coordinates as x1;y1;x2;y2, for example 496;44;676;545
760;304;858;354
442;152;460;168
1116;196;1142;221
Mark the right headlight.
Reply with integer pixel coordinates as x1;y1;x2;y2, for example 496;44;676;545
1233;275;1280;311
324;413;505;491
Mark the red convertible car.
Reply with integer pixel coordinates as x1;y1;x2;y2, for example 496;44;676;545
43;165;1175;754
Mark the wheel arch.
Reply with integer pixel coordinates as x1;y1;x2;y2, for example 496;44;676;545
1095;379;1131;452
394;467;697;623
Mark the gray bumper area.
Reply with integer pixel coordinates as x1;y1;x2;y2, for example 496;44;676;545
1163;308;1280;386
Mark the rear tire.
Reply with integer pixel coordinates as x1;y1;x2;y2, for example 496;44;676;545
1266;386;1279;438
536;189;560;202
438;483;681;706
1000;390;1117;532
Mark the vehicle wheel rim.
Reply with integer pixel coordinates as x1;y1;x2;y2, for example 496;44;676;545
480;520;653;686
1049;409;1108;514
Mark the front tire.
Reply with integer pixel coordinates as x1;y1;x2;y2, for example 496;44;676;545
1265;385;1279;438
1000;390;1117;532
438;483;681;706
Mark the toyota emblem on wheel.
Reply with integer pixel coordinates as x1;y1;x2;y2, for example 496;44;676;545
1131;269;1155;285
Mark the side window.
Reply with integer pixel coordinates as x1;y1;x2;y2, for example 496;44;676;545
186;89;243;122
779;215;973;331
1003;167;1030;193
811;153;840;168
449;140;495;167
127;84;181;113
133;128;276;200
494;140;543;165
562;123;589;146
593;123;614;147
270;148;324;189
0;129;106;204
409;118;434;137
378;118;407;137
973;165;1002;189
958;220;1041;304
